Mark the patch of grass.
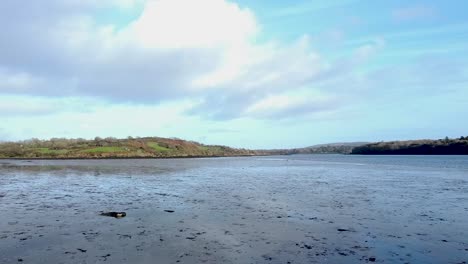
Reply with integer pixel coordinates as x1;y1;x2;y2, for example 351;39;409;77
82;147;127;153
34;148;68;154
147;142;171;152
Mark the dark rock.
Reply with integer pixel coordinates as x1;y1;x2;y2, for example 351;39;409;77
18;259;23;262
77;248;87;253
100;212;126;218
337;228;350;232
164;210;175;213
369;257;376;262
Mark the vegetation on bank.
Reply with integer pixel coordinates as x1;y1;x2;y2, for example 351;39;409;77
1;136;466;158
0;136;370;159
0;137;259;159
351;137;468;155
290;142;368;155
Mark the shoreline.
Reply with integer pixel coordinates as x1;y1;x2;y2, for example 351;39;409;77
4;154;468;162
0;154;277;161
3;153;468;161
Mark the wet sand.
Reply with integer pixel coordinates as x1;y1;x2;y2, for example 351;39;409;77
0;156;467;263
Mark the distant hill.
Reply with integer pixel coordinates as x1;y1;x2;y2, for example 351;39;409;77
351;137;468;155
297;142;369;154
255;142;369;155
0;137;262;159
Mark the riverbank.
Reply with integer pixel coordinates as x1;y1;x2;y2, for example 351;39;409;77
0;137;265;159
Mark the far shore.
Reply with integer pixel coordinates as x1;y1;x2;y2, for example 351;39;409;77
0;155;256;161
0;154;281;161
1;136;467;159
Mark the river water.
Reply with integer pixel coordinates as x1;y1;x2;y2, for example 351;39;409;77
1;155;467;263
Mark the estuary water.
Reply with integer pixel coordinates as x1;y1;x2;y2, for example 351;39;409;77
0;155;467;263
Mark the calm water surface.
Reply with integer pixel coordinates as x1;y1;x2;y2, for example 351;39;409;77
0;155;467;263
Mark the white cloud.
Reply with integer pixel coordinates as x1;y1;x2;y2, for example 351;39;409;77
0;0;385;120
129;0;258;49
194;35;323;91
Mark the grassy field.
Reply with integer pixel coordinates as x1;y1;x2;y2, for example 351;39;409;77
35;148;69;155
0;137;260;159
81;147;128;153
147;142;171;152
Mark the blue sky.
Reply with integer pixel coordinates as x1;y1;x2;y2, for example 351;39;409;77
0;0;467;148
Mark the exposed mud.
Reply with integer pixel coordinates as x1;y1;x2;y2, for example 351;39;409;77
0;156;467;263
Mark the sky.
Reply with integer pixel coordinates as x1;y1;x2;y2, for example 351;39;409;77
0;0;467;148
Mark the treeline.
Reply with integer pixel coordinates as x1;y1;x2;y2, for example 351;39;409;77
255;143;368;155
297;143;367;154
3;135;465;158
0;137;260;159
351;137;468;155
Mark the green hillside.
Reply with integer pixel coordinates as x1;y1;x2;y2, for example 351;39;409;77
0;137;259;159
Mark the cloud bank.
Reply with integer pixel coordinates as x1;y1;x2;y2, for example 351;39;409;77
0;0;385;120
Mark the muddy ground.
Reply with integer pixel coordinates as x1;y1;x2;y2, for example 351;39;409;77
0;155;467;263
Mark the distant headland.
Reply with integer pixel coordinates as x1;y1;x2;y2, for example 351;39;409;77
351;137;468;155
0;137;261;159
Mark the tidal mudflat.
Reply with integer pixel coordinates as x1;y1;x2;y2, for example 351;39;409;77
1;155;467;263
